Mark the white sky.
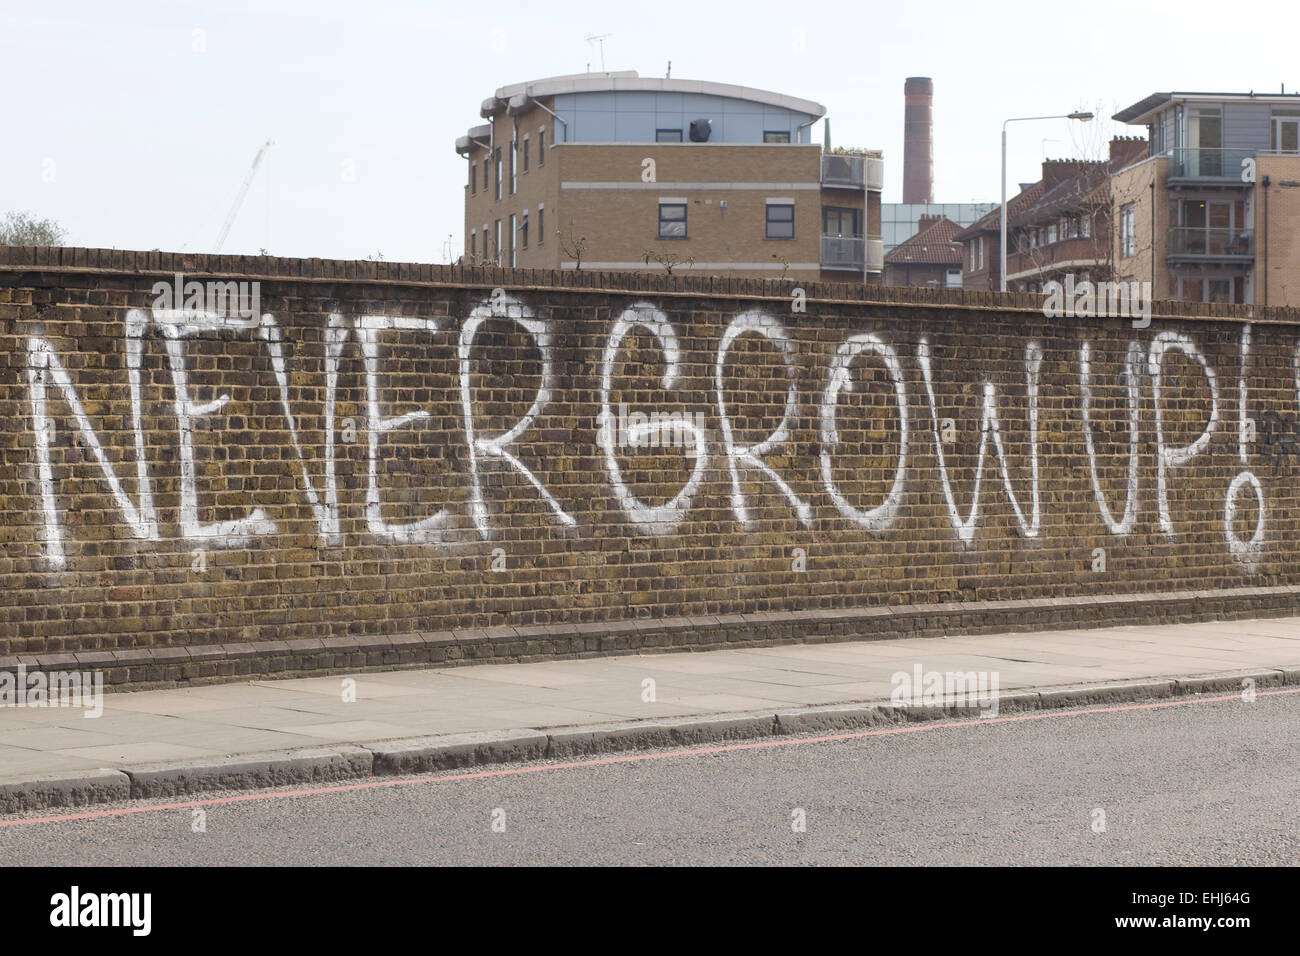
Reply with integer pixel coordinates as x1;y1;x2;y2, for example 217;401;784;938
2;0;1293;262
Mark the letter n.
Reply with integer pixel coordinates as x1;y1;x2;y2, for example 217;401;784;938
26;311;157;569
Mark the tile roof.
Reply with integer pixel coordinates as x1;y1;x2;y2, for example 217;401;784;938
956;141;1149;241
954;183;1045;241
884;215;964;265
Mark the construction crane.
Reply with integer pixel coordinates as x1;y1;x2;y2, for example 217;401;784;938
214;139;273;253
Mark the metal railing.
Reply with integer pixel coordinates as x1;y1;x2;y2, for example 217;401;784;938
1167;148;1256;180
822;153;885;189
821;235;864;269
865;238;884;273
865;157;884;191
821;154;864;187
1167;226;1254;258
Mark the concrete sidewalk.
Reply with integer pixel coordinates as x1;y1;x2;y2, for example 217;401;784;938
4;617;1300;812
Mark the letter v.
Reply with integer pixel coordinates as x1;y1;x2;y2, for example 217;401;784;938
258;313;348;542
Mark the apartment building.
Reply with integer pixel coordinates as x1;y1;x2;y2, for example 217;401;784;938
954;181;1042;291
956;138;1147;292
882;213;963;288
1112;90;1300;306
455;71;884;282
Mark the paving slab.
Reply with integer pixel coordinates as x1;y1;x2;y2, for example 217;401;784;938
53;741;214;764
271;720;427;742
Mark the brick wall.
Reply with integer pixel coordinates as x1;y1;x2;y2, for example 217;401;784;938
556;143;826;279
464;104;561;271
1111;155;1166;292
3;246;1300;684
1258;154;1300;308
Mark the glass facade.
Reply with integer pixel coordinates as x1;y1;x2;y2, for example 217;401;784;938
882;202;998;256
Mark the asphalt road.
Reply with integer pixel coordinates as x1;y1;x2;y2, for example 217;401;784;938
3;690;1298;865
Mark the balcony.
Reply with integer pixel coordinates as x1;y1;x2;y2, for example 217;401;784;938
821;154;884;191
1167;148;1256;184
1167;226;1254;261
821;235;863;269
866;238;883;273
821;236;884;273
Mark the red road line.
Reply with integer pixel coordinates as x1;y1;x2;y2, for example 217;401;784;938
2;686;1296;829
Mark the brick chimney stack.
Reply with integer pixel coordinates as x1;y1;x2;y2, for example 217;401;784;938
903;77;934;203
1109;135;1149;168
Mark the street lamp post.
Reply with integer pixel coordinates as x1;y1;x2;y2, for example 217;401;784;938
1000;111;1094;293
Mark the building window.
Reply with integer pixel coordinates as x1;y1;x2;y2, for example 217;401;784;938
822;206;861;237
763;131;791;143
539;128;546;164
1081;215;1091;238
494;219;502;265
470;163;476;195
509;213;517;266
521;212;528;250
494;149;502;201
537;206;544;244
1272;109;1300;153
523;137;530;172
1120;203;1135;258
658;202;687;239
470;231;476;258
483;157;489;196
656;128;682;142
969;241;976;270
766;202;794;239
1047;224;1057;244
510;140;517;195
1179;276;1242;304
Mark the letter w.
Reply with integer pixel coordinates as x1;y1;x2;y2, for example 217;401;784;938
918;339;1042;543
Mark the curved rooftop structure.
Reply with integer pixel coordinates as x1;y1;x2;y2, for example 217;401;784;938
461;71;826;151
482;70;826;119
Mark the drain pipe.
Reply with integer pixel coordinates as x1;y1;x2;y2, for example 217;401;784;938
798;114;818;144
1149;178;1156;293
529;97;568;143
1261;174;1269;306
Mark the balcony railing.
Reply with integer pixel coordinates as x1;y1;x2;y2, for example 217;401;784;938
865;237;884;273
820;154;884;191
1167;226;1254;258
820;236;883;272
821;235;864;269
1167;148;1256;181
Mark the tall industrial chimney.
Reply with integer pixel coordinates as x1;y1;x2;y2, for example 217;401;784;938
903;77;934;204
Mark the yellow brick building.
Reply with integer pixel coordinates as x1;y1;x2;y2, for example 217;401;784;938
1113;90;1300;307
456;71;883;283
